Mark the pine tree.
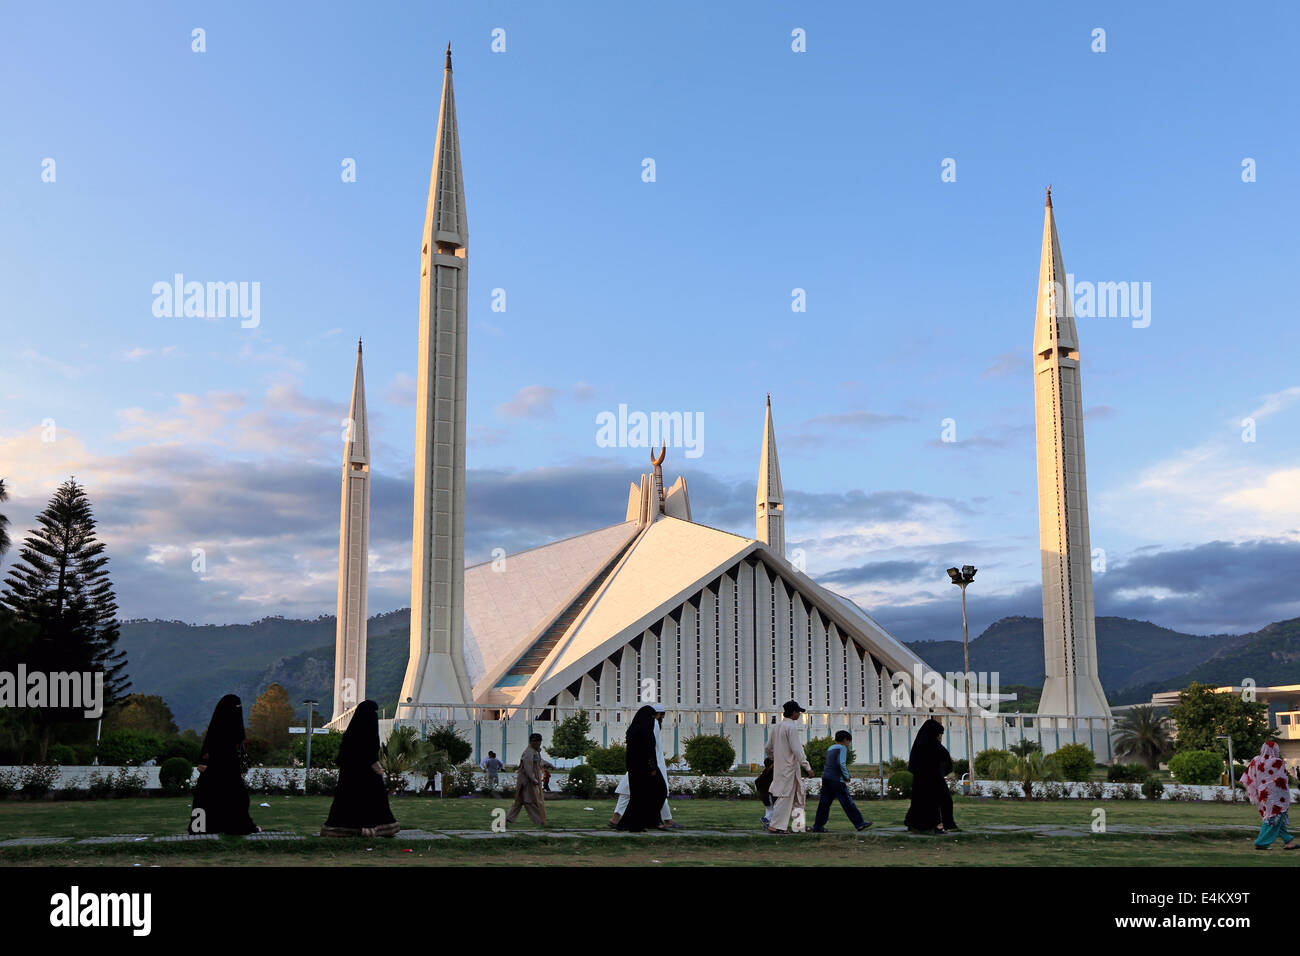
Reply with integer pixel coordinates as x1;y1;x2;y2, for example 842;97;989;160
248;682;295;751
0;477;11;557
1;478;129;760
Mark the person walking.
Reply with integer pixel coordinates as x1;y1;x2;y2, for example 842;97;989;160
480;751;504;787
1241;738;1298;851
903;718;955;834
189;695;260;835
765;701;813;834
616;705;668;831
320;700;400;838
504;734;548;827
811;730;871;833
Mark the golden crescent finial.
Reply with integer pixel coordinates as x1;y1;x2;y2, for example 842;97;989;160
652;444;666;467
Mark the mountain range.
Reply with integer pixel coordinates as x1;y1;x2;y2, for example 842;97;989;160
118;610;1300;733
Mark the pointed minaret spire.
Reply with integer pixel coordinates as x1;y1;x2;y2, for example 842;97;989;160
332;341;371;722
1032;192;1109;719
756;394;785;557
400;43;473;713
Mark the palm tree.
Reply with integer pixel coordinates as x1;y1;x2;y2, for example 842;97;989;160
1112;706;1171;769
991;751;1061;799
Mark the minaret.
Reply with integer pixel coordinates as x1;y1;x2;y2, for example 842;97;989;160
332;340;370;722
398;44;473;713
756;395;785;557
1033;189;1109;718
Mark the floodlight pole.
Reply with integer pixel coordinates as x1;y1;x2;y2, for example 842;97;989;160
947;566;978;787
303;699;318;784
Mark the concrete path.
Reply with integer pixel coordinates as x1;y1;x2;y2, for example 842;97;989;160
0;822;1259;847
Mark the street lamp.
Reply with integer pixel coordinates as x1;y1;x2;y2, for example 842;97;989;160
302;699;319;781
869;717;886;799
946;565;977;792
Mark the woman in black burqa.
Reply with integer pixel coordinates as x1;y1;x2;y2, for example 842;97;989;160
616;704;668;832
321;700;400;838
189;694;259;835
903;718;959;833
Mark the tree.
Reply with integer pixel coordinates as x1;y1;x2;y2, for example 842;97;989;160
1008;739;1042;758
424;722;472;765
105;693;179;737
1168;682;1274;759
803;736;857;776
1112;705;1172;769
1052;744;1096;782
247;683;294;752
0;477;10;557
683;733;735;774
0;478;129;761
1168;749;1224;785
547;709;596;760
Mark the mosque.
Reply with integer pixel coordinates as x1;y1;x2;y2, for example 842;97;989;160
325;50;1112;761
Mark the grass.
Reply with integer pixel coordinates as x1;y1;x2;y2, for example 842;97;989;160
0;795;1281;866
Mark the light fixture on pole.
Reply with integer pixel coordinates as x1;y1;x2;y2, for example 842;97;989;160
1216;734;1236;800
869;717;886;799
303;699;319;783
946;565;977;794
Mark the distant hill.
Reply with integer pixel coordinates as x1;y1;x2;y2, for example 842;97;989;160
119;610;1298;732
904;615;1254;700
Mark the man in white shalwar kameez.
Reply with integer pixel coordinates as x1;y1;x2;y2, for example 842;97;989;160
765;700;812;834
609;704;679;828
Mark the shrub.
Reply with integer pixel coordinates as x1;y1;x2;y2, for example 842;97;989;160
443;763;478;798
1083;780;1106;800
974;749;1011;778
96;730;163;767
87;771;116;799
20;765;61;797
159;757;193;794
887;757;909;773
563;764;598;798
293;731;343;769
803;737;857;776
110;767;146;797
1053;744;1096;781
1107;762;1148;783
423;723;472;766
0;769;18;797
887;770;913;798
694;775;746;799
1113;783;1141;800
159;737;202;765
305;768;339;796
585;743;627;774
683;734;735;775
1168;749;1224;785
244;737;271;765
547;709;597;760
47;744;78;765
952;758;969;779
1142;776;1165;801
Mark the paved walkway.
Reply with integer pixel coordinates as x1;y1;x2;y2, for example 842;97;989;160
0;822;1259;847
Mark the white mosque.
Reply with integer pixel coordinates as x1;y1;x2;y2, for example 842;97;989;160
326;50;1112;763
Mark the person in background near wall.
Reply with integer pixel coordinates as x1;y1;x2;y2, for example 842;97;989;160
811;730;872;833
904;718;955;834
505;733;548;828
755;757;776;829
1241;738;1297;851
480;751;504;787
765;700;813;834
320;699;400;838
189;694;260;835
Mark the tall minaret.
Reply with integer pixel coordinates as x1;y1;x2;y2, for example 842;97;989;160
756;395;785;558
398;45;473;713
332;340;370;722
1033;189;1109;718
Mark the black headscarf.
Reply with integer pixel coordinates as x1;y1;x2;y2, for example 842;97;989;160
907;718;952;778
626;704;658;747
200;694;245;760
338;700;380;770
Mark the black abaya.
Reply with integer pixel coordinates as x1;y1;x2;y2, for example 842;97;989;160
617;705;667;832
189;694;257;835
321;700;400;837
903;718;956;832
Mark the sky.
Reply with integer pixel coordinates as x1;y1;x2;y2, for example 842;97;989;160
1;1;1297;646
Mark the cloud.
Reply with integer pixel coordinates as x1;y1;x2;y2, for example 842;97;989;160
384;373;417;407
802;410;911;429
981;351;1026;379
496;385;558;419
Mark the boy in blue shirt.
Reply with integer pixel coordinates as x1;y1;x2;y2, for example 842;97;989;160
811;731;872;832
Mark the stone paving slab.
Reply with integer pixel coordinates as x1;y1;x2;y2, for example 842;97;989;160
396;830;450;841
245;831;305;841
0;836;72;846
152;834;218;842
75;834;151;845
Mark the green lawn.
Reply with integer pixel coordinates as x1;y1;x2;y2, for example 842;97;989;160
0;795;1281;867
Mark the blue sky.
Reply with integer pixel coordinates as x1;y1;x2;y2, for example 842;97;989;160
1;1;1297;643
